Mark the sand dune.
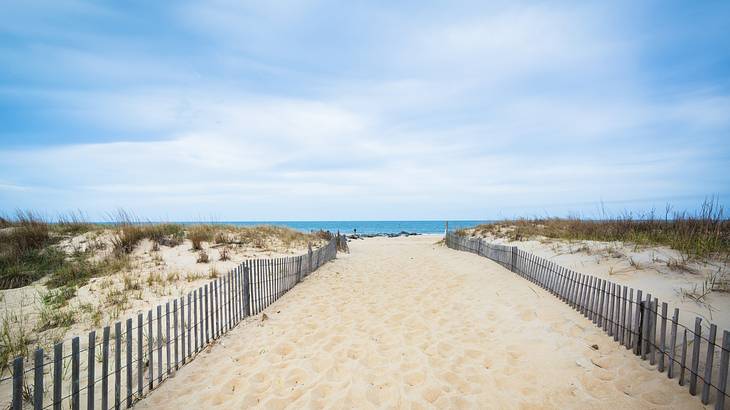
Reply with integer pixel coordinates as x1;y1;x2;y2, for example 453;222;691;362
136;235;700;409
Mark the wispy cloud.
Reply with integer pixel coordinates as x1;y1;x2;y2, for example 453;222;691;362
0;0;728;219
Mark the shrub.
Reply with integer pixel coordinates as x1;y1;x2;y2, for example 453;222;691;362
219;247;230;261
196;251;209;263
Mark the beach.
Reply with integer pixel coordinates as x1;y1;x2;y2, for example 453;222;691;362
136;235;699;409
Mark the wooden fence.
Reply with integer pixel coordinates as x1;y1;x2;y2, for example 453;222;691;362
446;231;730;410
5;236;339;410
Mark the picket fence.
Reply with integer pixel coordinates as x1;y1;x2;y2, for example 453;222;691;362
446;231;730;409
6;236;341;410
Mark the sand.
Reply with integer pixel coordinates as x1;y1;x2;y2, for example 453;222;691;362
135;235;701;409
480;235;730;334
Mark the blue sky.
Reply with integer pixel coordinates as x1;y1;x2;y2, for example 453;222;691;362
1;1;729;221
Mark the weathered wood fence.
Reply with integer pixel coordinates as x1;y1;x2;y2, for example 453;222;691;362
6;236;339;409
446;231;730;409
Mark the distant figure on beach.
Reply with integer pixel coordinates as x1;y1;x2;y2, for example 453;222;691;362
353;228;357;234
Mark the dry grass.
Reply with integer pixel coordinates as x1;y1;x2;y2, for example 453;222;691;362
2;211;326;292
0;211;64;289
472;199;728;259
110;211;184;256
219;247;230;261
196;251;209;264
188;225;213;250
0;310;32;376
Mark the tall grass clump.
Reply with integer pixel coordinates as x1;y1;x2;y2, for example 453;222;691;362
0;211;66;289
238;225;315;249
473;199;729;259
110;211;185;255
0;310;32;377
54;211;95;236
188;225;215;250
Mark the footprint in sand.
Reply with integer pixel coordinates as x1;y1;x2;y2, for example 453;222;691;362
440;371;471;394
403;370;426;387
519;308;537;321
421;385;443;403
641;389;674;406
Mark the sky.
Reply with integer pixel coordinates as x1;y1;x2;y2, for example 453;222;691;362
0;0;729;221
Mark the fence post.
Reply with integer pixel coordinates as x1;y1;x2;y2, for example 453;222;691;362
689;317;702;395
716;330;730;410
101;327;109;410
668;308;679;379
636;301;645;357
12;356;22;410
147;310;153;390
243;266;251;317
72;337;80;410
510;247;517;272
34;348;44;410
702;323;717;404
126;318;133;408
115;321;121;410
173;300;179;370
137;313;143;401
308;243;313;275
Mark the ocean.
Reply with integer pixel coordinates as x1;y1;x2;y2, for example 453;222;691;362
204;220;490;235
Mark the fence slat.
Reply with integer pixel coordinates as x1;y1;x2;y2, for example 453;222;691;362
244;265;251;317
611;284;619;340
626;288;634;349
157;305;162;384
173;299;179;371
115;321;121;410
187;292;192;358
650;297;658;365
137;313;143;401
12;356;22;410
658;302;668;372
199;287;204;348
147;309;153;390
680;329;688;386
126;318;133;408
641;293;651;360
179;297;184;367
101;327;109;410
715;330;730;410
228;270;233;330
702;323;717;404
212;280;217;339
72;336;80;410
193;289;198;353
204;285;209;344
668;308;679;379
620;286;627;346
165;302;171;375
34;348;44;410
690;317;702;395
609;283;616;337
634;290;643;355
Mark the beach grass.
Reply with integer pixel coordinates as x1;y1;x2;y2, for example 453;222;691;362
1;210;327;290
469;199;729;259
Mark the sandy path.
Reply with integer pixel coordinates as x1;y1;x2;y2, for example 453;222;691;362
136;235;700;409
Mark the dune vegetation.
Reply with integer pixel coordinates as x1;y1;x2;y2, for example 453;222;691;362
0;210;330;373
459;199;729;260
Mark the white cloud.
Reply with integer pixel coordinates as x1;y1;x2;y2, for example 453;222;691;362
0;1;727;219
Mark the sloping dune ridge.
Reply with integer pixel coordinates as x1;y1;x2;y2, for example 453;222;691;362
136;235;700;409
